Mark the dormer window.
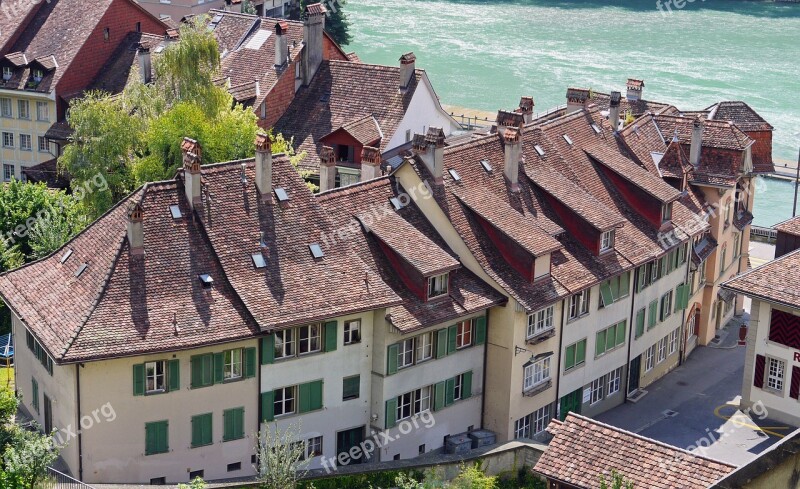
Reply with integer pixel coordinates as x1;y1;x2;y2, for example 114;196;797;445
661;203;673;223
2;67;11;81
600;230;615;253
427;272;448;300
32;69;43;83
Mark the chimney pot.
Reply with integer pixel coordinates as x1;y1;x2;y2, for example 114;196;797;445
690;117;703;167
399;52;416;91
626;78;644;102
182;137;202;208
127;202;145;255
319;145;336;192
360;146;381;182
138;44;152;84
255;133;273;202
566;88;591;114
413;128;445;185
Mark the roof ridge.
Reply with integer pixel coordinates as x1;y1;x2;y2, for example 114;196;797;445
316;175;391;200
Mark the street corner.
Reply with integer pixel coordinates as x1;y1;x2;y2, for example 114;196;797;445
713;402;795;439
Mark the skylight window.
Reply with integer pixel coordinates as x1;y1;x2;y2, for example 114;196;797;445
320;93;330;102
480;159;493;173
252;253;266;269
60;248;73;264
169;205;182;219
591;123;601;134
75;263;88;278
245;30;271;50
448;169;461;182
562;134;573;145
534;145;545;156
274;187;289;202
389;196;404;210
309;243;324;259
198;274;214;286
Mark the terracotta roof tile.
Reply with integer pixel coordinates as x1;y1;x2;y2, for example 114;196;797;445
327;114;383;146
707;101;773;132
723;248;800;310
775;216;800;237
585;144;681;203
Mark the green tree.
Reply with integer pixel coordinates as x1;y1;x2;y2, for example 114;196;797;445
27;210;88;261
600;470;634;489
3;425;61;489
241;0;257;14
255;422;309;489
300;0;352;46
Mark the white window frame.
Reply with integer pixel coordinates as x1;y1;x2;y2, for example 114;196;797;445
224;348;242;380
38;136;49;153
274;329;295;359
569;289;590;320
343;319;361;345
17;100;29;119
456;320;473;349
645;345;655;372
767;357;785;392
20;134;31;151
607;367;622;396
274;386;296;417
397;391;412;421
412;386;431;415
397;338;415;370
416;332;433;363
657;336;668;364
298;324;322;355
36;101;49;121
600;230;614;252
2;132;13;148
527;305;554;338
523;356;551;392
145;360;166;393
514;414;531;440
2;164;13;182
590;376;604;404
1;67;11;81
453;374;464;401
427;273;449;299
669;328;679;355
0;98;11;117
305;436;323;459
533;405;550;435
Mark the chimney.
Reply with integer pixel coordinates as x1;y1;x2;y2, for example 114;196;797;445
413;127;445;185
398;52;416;91
360;146;381;182
496;110;524;136
608;91;621;131
302;3;326;85
503;127;521;192
182;137;202;208
518;96;534;124
566;88;590;114
319;145;336;192
127;202;144;255
274;21;289;67
255;133;273;202
138;45;152;84
626;78;644;101
690;117;703;167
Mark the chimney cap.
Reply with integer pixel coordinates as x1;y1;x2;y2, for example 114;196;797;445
609;91;621;106
566;88;591;103
181;137;201;156
518;96;535;113
320;145;335;166
411;133;427;151
399;52;416;64
128;201;144;222
425;127;446;147
496;110;524;128
275;20;289;34
503;127;521;143
305;3;327;16
693;115;704;128
626;78;644;89
361;146;381;165
255;133;271;152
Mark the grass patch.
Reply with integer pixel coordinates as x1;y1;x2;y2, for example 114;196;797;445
0;366;14;390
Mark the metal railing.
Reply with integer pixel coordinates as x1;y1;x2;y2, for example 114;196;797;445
450;104;568;130
44;467;96;489
750;225;777;241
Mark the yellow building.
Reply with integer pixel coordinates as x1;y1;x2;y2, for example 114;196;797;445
0;91;56;181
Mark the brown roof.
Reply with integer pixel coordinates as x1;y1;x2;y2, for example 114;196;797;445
722;248;800;310
21;158;70;190
0;3;41;54
707;101;773;132
585;144;681;203
327;115;383;146
534;414;736;489
87;32;168;95
775;216;800;237
591;91;671;117
658;138;692;179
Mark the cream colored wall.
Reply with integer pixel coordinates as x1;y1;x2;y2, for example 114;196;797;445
135;0;227;20
79;338;259;484
387;75;461;150
0;92;56;180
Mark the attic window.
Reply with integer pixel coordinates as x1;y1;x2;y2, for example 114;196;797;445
320;93;330;103
600;230;615;253
534;145;545;156
662;203;673;223
427;273;449;300
309;243;324;259
103;28;110;42
448;169;461;182
32;69;43;83
562;134;573;145
60;248;73;264
274;187;289;202
169;205;182;219
389;196;405;210
480;159;493;173
198;274;214;287
591;123;601;134
252;253;266;269
75;263;88;278
2;67;10;81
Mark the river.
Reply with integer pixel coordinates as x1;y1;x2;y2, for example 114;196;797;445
346;0;800;226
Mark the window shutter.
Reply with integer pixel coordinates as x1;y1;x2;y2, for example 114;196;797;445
385;399;397;429
244;347;257;378
168;360;180;392
202;354;213;387
595;331;606;357
298;382;311;413
445;377;456;406
619;272;629;297
565;344;576;370
133;364;145;396
474;316;487;345
637;266;646;292
447;325;457;354
386;344;399;375
433;381;446;411
190;356;200;388
462;371;473;399
31;378;38;413
230;408;244;439
599;282;613;307
324;320;338;352
214;352;224;384
436;329;448;358
145;423;154;455
26;331;34;351
576;340;586;365
261;336;275;365
309;380;323;411
343;376;360;400
223;409;233;441
191;413;211;447
790;366;800;400
606;326;616;351
635;309;645;338
660;256;668;277
615;321;626;346
754;354;766;389
261;391;275;422
648;300;658;328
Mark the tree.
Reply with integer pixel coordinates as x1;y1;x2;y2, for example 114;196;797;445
27;210;88;261
3;425;61;489
300;0;352;46
600;470;634;489
241;0;257;14
255;422;309;489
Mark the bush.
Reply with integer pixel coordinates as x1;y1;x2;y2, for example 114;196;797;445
299;469;425;489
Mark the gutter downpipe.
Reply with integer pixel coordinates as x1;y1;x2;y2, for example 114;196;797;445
624;268;637;401
76;364;83;481
554;298;567;418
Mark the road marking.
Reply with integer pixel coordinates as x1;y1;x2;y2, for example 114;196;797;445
713;404;788;438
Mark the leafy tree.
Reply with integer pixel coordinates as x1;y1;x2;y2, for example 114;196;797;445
27;210;88;261
299;0;352;46
255;422;309;489
3;425;61;489
600;470;634;489
241;0;257;14
178;477;207;489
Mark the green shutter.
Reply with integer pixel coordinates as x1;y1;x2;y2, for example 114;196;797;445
675;284;689;311
635;309;645;338
386;344;399;375
462;371;473;399
616;321;626;346
308;380;323;411
576;339;586;366
599;282;613;307
214;352;224;384
168;360;180;392
31;378;39;413
145;421;168;455
324;320;338;352
223;408;244;441
474;316;487;345
433;381;446;411
445;377;456;406
223;409;233;441
244;347;257;378
385;399;397;428
191;413;212;447
343;375;360;400
447;325;457;354
565;344;576;370
619;272;630;297
190;356;201;388
298;382;311;413
202;354;213;387
637;266;646;292
261;391;275;422
133;364;145;396
606;326;616;351
595;330;606;357
261;336;275;365
660;257;667;277
436;329;448;358
648;300;658;328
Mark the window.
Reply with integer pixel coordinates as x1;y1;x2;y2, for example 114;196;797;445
405;129;411;142
669;328;680;355
3;164;13;182
274;386;296;417
719;248;727;277
145;421;169;455
599;272;630;308
38;136;48;152
568;289;590;320
397;338;415;369
590;376;604;404
18;100;29;119
767;357;785;392
274;329;295;359
427;273;449;299
1;67;11;81
145;361;166;393
645;345;656;372
136;21;142;32
31;378;39;413
733;233;741;258
103;27;110;41
635;308;645;338
514;405;550;440
224;348;242;380
595;321;626;357
657;336;668;363
396;386;431;421
338;170;359;187
298;324;321;354
527;305;554;338
343;375;360;401
600;230;615;252
0;98;10;117
453;374;463;401
456;320;473;349
223;407;245;441
564;339;586;372
227;462;241;472
36;101;48;121
607;367;622;395
662;203;672;222
648;299;658;329
2;132;13;148
306;436;323;459
32;69;43;83
343;320;361;345
20;134;31;151
416;332;434;362
660;291;673;321
523;356;551;391
191;413;213;448
414;385;431;414
514;414;531;439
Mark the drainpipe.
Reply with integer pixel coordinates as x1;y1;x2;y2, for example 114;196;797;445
553;298;567;418
479;309;490;430
679;244;691;366
624;269;637;400
76;364;83;481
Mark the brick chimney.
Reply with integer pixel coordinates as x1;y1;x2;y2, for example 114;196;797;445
518;96;534;124
690;117;703;167
319;145;336;192
608;91;621;131
274;21;289;67
182;137;202;208
566;88;590;114
399;52;416;91
138;44;151;84
626;78;644;102
496;110;524;136
360;146;381;182
413;127;445;185
255;133;273;202
127;202;144;256
302;3;326;85
503;127;521;192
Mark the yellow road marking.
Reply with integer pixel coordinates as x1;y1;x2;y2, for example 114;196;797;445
713;404;788;438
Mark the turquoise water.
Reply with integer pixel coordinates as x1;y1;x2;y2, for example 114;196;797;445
347;0;800;226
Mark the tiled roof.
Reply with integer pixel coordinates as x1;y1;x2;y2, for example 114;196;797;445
44;120;73;141
584;144;681;203
327;115;383;146
592;91;671;117
692;235;718;265
0;3;40;54
658;138;692;179
274;60;424;172
534;414;735;489
87;32;168;95
654;115;752;152
316;177;505;332
775;216;800;237
707;101;774;132
722;248;800;310
21;158;70;190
